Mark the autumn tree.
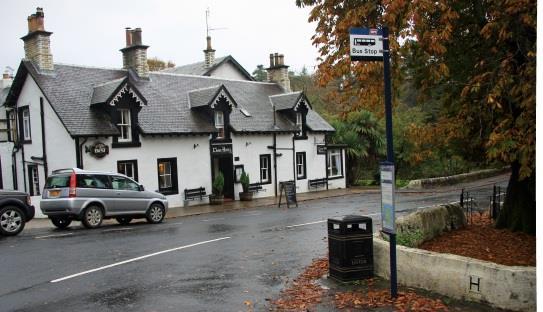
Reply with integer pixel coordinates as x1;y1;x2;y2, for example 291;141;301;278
297;0;535;233
147;57;175;71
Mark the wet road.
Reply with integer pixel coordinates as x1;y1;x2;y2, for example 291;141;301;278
0;174;508;311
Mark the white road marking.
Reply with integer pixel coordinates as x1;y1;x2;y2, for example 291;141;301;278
35;233;74;239
101;227;133;233
50;236;231;283
201;218;225;222
168;222;184;225
285;220;326;228
285;213;382;229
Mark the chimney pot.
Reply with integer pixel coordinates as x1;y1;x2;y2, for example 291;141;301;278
206;36;212;50
125;27;132;46
132;28;142;45
279;54;284;66
269;54;274;67
2;72;9;80
274;53;279;67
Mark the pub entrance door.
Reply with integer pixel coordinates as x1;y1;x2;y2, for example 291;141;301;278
212;155;234;199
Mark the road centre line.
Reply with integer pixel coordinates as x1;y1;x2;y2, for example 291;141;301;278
50;236;231;283
35;233;74;239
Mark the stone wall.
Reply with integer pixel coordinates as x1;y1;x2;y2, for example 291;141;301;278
405;167;509;189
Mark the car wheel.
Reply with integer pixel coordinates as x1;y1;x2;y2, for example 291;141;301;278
51;217;72;229
146;203;165;224
116;217;133;225
0;206;25;236
82;205;103;229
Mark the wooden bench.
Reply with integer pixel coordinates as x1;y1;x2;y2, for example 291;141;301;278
308;178;328;189
248;182;264;193
184;187;207;200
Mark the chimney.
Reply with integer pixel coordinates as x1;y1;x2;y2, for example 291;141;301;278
1;70;13;89
120;27;150;79
203;36;216;69
266;52;291;92
21;7;54;72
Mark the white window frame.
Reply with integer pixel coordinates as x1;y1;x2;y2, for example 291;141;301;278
158;161;172;189
8;111;17;142
117;160;138;181
214;111;225;138
118;109;131;142
22;109;31;141
31;165;39;196
260;154;271;183
296;152;306;179
327;149;342;178
296;112;303;136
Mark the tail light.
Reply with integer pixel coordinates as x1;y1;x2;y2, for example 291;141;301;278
69;171;77;198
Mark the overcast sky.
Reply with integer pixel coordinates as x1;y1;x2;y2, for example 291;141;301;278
0;1;319;76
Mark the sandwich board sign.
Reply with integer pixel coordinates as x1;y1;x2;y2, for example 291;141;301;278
349;28;384;61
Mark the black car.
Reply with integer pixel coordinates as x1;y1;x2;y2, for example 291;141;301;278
0;190;35;236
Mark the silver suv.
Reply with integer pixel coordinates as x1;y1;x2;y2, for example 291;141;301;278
41;168;168;229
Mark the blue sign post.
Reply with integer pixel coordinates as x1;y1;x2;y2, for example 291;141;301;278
350;26;398;298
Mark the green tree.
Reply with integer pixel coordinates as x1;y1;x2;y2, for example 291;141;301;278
252;65;267;81
328;110;385;185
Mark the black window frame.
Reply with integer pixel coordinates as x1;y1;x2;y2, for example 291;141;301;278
296;152;307;180
157;157;178;195
117;159;139;182
259;154;272;185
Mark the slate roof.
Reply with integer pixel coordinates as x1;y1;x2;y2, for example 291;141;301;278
161;55;254;81
270;91;304;111
90;77;125;105
0;87;9;106
187;85;222;108
7;60;334;137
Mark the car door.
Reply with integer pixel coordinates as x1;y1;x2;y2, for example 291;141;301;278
110;175;147;214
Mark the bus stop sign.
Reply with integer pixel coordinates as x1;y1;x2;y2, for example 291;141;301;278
349;28;384;61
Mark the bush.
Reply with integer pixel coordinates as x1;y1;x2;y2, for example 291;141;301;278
240;171;250;193
213;172;224;196
397;229;424;248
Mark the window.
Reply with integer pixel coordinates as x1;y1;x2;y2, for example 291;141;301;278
296;112;303;136
327;149;343;178
19;107;31;142
259;154;271;184
296;152;306;180
117;109;131;142
8;111;17;142
117;160;138;181
27;165;39;196
111;176;140;191
214;111;224;138
76;174;110;189
157;157;178;194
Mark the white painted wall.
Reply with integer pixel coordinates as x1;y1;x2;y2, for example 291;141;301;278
208;61;249;81
83;135;211;208
0;142;14;190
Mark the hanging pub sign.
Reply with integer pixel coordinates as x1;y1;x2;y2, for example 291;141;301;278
211;143;233;155
317;145;327;155
349;28;384;61
85;142;109;158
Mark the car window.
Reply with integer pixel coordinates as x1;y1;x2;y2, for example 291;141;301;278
45;175;70;188
76;174;110;189
111;176;139;191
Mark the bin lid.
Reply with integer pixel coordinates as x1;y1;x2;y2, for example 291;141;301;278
327;214;372;223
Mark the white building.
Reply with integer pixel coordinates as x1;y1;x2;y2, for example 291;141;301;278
2;8;346;213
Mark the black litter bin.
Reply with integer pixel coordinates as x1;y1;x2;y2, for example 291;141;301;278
328;215;373;282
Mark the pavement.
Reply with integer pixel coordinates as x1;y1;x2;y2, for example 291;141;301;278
25;186;380;229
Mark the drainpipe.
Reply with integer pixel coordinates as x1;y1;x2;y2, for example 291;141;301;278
40;98;48;178
273;106;278;197
292;135;296;186
77;137;88;169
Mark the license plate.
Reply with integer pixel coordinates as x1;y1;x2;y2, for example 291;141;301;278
49;190;60;197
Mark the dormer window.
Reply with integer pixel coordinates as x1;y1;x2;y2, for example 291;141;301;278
214;111;225;139
296;112;303;136
117;109;131;142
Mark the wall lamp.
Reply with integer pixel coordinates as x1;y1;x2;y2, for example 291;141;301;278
193;143;199;149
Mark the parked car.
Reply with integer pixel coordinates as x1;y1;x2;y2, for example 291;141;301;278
0;190;35;236
41;168;169;229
